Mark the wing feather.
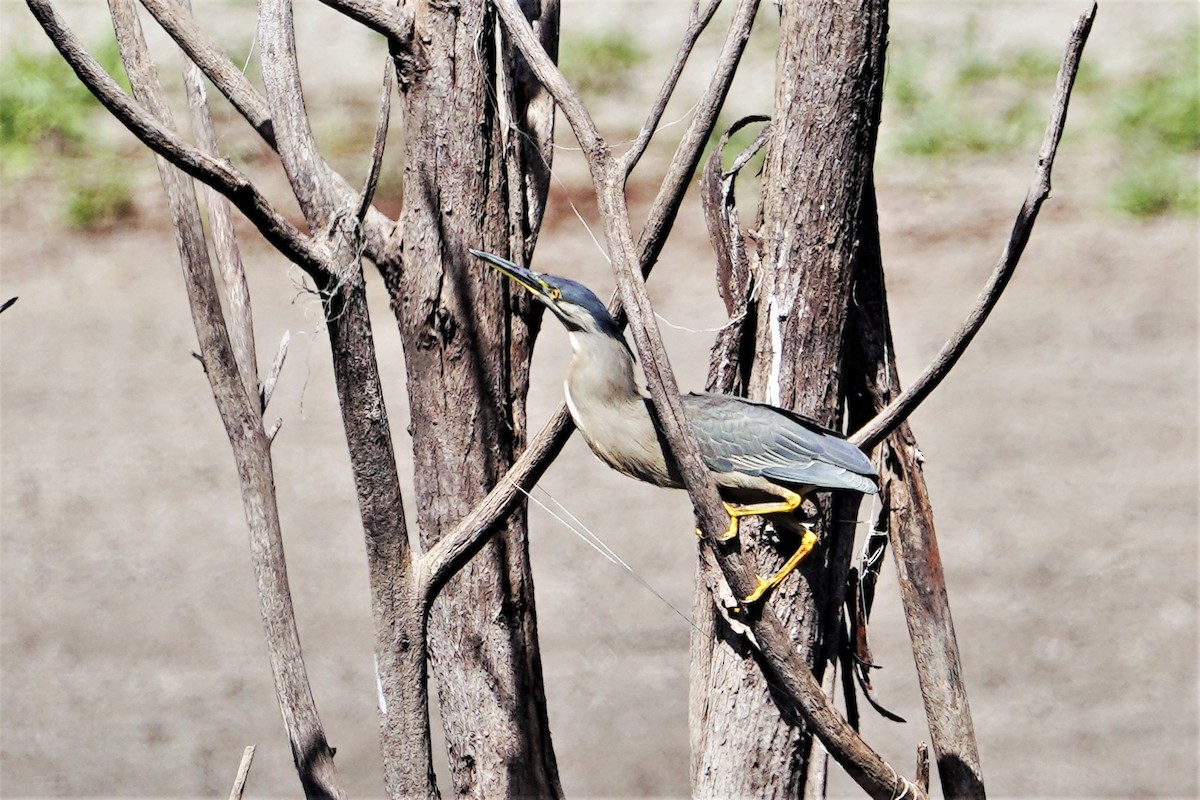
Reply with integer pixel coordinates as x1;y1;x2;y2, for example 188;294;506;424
683;393;877;494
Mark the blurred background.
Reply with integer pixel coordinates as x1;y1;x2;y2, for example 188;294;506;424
1;0;1196;796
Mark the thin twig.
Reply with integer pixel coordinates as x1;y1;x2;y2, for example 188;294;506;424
228;745;256;800
258;0;336;231
260;329;291;412
916;743;930;797
633;0;762;272
418;407;574;603
851;2;1098;452
180;2;259;399
356;61;393;224
620;0;723;175
0;297;17;315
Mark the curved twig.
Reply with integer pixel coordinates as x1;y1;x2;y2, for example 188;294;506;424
356;60;394;223
851;2;1098;453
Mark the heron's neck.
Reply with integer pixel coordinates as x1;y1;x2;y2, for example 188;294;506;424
564;331;642;418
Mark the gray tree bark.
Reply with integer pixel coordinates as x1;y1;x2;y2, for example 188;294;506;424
692;1;889;796
380;1;562;796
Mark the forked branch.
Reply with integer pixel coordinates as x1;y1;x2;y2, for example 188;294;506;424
105;0;342;794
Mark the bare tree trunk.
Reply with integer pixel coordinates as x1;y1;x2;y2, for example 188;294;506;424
692;1;889;796
382;1;561;796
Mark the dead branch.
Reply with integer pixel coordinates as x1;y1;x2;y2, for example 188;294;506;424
180;11;258;397
356;62;393;224
850;2;1098;453
228;745;256;800
105;0;343;794
258;0;336;231
260;330;291;413
418;407;574;605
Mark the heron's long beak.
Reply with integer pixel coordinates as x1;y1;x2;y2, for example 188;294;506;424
469;249;547;300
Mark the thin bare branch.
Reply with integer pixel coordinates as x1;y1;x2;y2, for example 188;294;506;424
228;745;256;800
851;2;1098;452
27;0;329;277
261;329;291;412
0;297;17;315
633;0;761;271
258;0;335;230
356;61;393;224
418;407;573;604
180;4;259;398
916;743;931;796
620;0;724;175
105;0;342;794
138;0;276;146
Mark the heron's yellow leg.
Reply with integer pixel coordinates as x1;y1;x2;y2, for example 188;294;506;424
696;507;744;541
695;489;806;542
745;526;819;604
696;491;806;542
727;487;805;520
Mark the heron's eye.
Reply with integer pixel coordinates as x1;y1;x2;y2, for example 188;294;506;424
546;286;561;301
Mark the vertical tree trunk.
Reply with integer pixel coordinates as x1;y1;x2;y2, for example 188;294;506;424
692;1;888;796
381;1;561;796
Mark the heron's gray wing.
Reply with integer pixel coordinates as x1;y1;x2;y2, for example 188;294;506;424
683;393;878;494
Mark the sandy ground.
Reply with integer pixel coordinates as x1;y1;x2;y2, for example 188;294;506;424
2;1;1197;798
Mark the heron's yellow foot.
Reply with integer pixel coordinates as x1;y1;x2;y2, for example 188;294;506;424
694;504;745;542
742;527;819;604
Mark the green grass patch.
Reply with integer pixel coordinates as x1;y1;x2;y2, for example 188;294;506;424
0;40;138;228
881;20;1197;217
559;29;648;99
1106;31;1199;216
882;29;1074;158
